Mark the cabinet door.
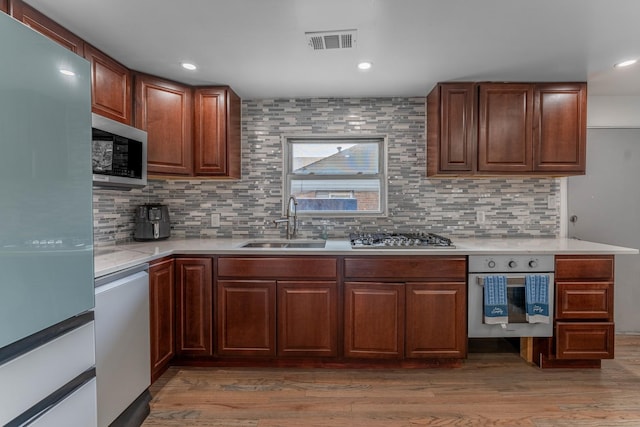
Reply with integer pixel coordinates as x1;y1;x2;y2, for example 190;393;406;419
149;258;175;382
9;0;84;55
344;282;404;359
405;282;467;358
175;258;213;356
134;73;193;175
217;280;276;356
534;83;586;173
193;87;241;178
427;83;476;175
1;1;8;14
83;44;132;125
478;83;534;173
277;281;337;357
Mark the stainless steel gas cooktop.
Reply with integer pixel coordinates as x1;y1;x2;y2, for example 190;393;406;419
349;232;455;249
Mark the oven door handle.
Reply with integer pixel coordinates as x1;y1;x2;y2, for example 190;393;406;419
475;276;550;287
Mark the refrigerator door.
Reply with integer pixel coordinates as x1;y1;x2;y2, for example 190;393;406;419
0;12;94;348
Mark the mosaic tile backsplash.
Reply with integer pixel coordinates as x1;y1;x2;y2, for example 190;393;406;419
93;97;560;245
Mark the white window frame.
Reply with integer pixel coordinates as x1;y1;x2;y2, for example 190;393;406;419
282;135;388;217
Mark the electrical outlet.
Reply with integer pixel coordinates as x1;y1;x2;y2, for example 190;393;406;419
210;213;220;227
476;211;485;224
548;195;557;209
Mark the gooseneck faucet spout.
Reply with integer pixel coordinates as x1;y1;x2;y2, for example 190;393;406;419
273;195;298;239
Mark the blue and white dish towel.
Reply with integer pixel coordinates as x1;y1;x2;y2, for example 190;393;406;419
484;275;508;325
525;275;550;324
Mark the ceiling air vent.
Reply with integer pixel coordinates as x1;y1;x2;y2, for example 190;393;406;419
305;30;357;50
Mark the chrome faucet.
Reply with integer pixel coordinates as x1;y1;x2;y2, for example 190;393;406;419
273;195;298;239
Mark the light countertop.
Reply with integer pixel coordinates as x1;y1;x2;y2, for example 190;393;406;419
94;237;638;278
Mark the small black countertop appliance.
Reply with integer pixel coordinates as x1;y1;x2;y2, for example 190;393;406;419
134;204;170;241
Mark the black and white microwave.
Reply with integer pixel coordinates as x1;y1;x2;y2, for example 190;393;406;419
91;113;147;189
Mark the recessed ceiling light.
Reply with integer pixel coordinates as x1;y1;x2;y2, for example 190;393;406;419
181;62;197;71
357;61;372;71
59;69;75;76
614;59;637;68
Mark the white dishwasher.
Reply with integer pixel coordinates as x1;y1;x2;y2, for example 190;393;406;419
94;264;150;427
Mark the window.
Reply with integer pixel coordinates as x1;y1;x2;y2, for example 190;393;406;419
284;136;387;216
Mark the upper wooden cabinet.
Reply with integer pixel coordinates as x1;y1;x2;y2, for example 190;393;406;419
135;76;242;179
8;2;242;172
533;84;587;173
427;82;586;177
134;73;194;176
9;0;84;55
9;0;132;124
135;74;241;178
478;83;534;173
84;43;132;125
194;87;241;178
426;83;476;174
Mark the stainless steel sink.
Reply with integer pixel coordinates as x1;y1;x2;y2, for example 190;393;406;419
240;241;326;249
283;241;326;248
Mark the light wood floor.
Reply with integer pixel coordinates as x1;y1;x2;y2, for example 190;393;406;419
143;335;640;426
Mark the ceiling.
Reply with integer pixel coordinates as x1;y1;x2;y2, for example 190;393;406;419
23;0;640;99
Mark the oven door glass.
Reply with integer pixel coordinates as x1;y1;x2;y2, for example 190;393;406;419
468;273;555;338
506;286;527;323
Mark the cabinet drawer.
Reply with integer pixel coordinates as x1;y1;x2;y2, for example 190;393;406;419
556;322;615;359
218;257;337;279
556;282;613;320
555;256;614;281
344;257;466;280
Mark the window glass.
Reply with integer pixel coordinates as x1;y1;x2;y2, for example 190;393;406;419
285;137;386;215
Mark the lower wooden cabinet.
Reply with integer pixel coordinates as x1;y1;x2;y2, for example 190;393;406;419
554;255;615;361
533;255;615;367
217;280;276;357
1;0;8;14
344;281;467;360
556;322;615;359
216;257;339;358
405;282;467;358
343;257;467;360
216;277;338;358
175;257;213;357
277;281;338;357
344;282;405;359
149;258;175;383
556;282;614;321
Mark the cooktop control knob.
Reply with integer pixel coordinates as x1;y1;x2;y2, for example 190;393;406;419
529;259;538;268
487;260;496;269
508;260;517;268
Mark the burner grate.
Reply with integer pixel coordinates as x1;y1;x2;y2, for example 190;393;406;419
349;232;454;248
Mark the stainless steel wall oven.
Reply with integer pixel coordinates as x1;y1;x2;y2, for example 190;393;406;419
468;255;555;338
